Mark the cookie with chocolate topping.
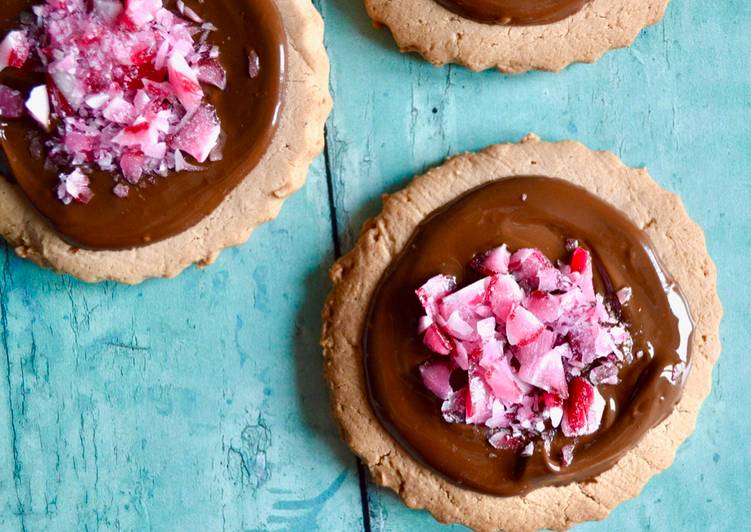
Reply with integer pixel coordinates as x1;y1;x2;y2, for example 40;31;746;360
0;0;330;283
364;0;669;72
321;134;721;531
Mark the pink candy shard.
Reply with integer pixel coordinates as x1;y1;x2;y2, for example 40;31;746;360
57;168;93;205
419;360;453;400
561;377;605;437
470;244;510;275
505;303;544;346
439;278;488;319
168;52;203;112
196;58;227;90
481;353;523;405
509;248;552;287
416;274;456;319
0;30;30;71
441;388;466;424
119;150;145;184
414;242;634;461
422;324;452;355
170;104;220;163
517;344;569;397
523;291;562;323
487;274;522;322
0;85;25;118
466;373;493;424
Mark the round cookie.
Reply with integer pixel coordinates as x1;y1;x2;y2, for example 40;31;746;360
321;134;721;531
0;0;331;284
364;0;670;73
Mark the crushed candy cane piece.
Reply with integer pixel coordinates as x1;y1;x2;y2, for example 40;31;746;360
170;103;220;163
2;0;228;203
57;168;93;204
561;377;605;437
419;360;453;401
25;85;50;129
414;244;634;461
470;244;510;275
0;85;25;118
0;30;31;71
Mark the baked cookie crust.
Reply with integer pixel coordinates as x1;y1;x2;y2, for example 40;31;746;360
0;0;331;284
364;0;669;73
322;134;721;531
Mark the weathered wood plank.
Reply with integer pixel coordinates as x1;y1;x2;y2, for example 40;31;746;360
0;156;365;531
321;0;751;529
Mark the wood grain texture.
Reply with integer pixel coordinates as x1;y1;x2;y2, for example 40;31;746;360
1;0;750;530
0;157;365;530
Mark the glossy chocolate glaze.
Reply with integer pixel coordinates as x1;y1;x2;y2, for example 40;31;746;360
364;176;693;496
0;0;286;249
434;0;589;25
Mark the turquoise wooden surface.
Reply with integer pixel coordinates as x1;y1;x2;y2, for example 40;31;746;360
1;0;749;530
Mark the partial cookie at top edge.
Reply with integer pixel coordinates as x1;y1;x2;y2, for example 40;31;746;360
364;0;669;73
321;134;722;531
0;0;331;284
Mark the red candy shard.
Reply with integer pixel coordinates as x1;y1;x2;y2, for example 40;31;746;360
505;303;544;346
570;247;589;273
414;243;634;460
419;360;453;401
561;377;605;437
0;30;31;71
0;85;25;118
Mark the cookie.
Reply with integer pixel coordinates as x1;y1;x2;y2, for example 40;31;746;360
364;0;670;73
322;134;721;531
0;0;330;283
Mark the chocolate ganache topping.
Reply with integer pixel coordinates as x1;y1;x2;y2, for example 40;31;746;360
364;176;693;496
434;0;590;25
0;0;286;250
